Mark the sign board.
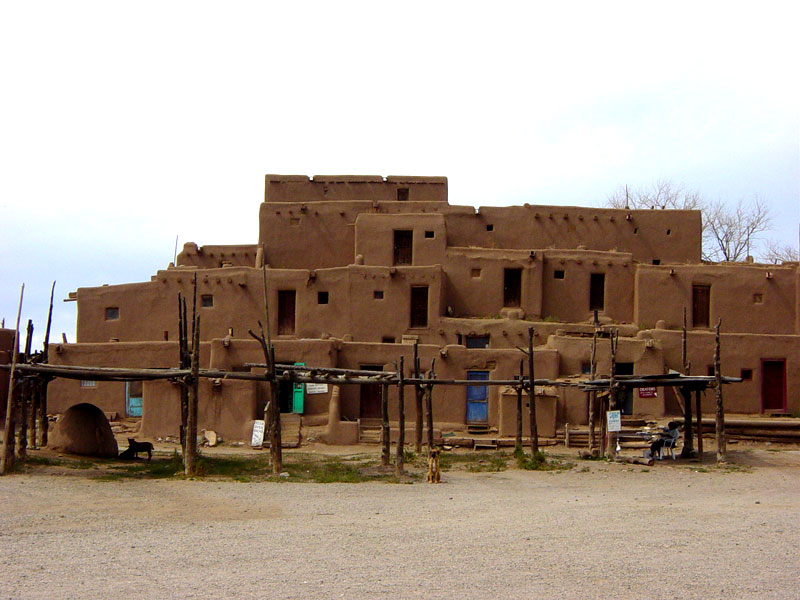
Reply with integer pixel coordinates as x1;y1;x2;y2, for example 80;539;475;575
638;387;658;398
250;420;265;447
306;383;329;394
607;410;622;432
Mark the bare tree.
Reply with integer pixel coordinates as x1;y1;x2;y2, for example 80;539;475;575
606;180;774;263
762;239;800;264
703;197;770;262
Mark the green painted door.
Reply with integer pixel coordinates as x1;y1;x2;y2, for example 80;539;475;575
292;362;305;413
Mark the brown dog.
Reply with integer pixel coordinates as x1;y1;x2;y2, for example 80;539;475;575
426;448;441;483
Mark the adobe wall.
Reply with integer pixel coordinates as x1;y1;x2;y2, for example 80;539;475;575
635;263;798;334
355;213;447;266
264;175;448;203
176;243;259;269
0;328;14;420
443;206;702;265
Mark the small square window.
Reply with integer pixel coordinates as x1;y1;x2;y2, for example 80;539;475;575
666;229;671;235
652;259;661;265
707;365;716;376
105;307;119;320
581;362;591;375
740;368;753;380
373;290;384;300
318;291;329;304
381;336;395;344
486;224;494;232
201;294;213;308
424;230;434;239
753;293;763;304
471;268;481;278
553;270;565;279
397;188;409;201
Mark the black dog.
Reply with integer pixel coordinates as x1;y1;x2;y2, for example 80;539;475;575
118;438;153;460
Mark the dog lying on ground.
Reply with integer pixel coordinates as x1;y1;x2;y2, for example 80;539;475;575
427;448;441;483
118;438;153;460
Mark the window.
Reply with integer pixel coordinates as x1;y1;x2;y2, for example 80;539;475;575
317;291;329;305
707;365;716;376
652;259;661;265
471;268;482;278
424;230;434;239
393;230;413;265
753;293;763;304
466;335;490;349
80;380;97;388
397;188;409;201
486;224;494;232
503;268;522;307
381;336;396;344
692;284;711;328
666;229;671;235
581;362;591;375
741;368;753;380
410;286;429;328
553;270;565;279
373;290;384;300
201;294;213;307
589;273;605;311
105;307;119;320
278;290;296;335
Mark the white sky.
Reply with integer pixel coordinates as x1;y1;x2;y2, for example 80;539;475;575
1;1;798;347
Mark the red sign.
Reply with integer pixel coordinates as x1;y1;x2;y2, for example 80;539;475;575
638;387;657;398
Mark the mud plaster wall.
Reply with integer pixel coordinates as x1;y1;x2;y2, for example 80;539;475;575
264;175;448;203
634;264;798;334
0;329;14;419
176;243;258;269
355;213;447;267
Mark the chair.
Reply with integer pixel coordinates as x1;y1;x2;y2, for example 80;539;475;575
660;429;680;460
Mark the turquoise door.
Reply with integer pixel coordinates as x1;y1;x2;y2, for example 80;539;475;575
466;371;489;423
292;362;305;413
126;381;143;417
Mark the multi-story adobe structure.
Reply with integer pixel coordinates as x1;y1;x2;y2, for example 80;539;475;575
48;175;799;442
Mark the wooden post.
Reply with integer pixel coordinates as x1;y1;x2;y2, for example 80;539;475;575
680;308;695;457
380;383;390;467
269;346;282;473
515;359;523;452
607;330;619;458
178;293;189;454
527;327;539;455
695;389;704;462
2;284;24;475
714;318;727;463
395;356;405;476
38;282;55;448
588;327;598;452
425;358;436;451
184;312;200;476
17;320;34;459
413;342;422;454
28;377;39;450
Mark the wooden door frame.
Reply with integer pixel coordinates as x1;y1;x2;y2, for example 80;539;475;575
760;358;787;413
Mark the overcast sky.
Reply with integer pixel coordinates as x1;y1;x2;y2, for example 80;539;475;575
1;1;798;347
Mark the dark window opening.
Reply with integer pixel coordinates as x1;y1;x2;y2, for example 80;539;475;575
753;293;763;304
554;270;565;279
317;291;329;304
424;230;434;239
374;290;384;299
486;224;494;232
456;333;463;345
201;294;213;307
652;259;661;265
707;365;715;376
163;330;169;341
277;290;296;335
666;229;671;235
393;230;413;265
105;307;119;320
741;368;753;380
381;336;395;344
692;284;711;328
633;228;638;234
589;273;605;311
397;188;409;201
503;268;522;307
471;268;481;278
466;335;490;349
410;286;429;328
581;362;591;374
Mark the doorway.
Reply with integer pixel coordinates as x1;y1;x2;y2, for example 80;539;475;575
503;268;522;307
125;381;143;417
761;359;786;412
359;365;384;419
278;290;296;335
590;273;605;311
466;370;489;424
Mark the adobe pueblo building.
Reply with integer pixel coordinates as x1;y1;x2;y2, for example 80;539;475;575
49;175;799;442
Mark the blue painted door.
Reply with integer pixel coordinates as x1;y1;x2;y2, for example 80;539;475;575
466;371;489;424
126;381;143;417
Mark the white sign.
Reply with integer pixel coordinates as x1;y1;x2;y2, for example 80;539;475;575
607;410;622;432
250;420;265;447
306;383;329;394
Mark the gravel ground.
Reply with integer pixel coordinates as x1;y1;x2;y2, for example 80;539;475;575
2;447;799;600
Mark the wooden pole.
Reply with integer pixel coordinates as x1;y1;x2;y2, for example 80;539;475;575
38;282;55;448
2;284;24;475
17;320;34;459
607;330;619;459
588;327;598;453
695;389;704;462
179;294;189;455
28;377;39;450
380;382;390;467
395;355;405;476
184;311;200;476
269;345;282;473
515;359;523;452
413;342;422;454
426;358;435;451
527;327;539;455
714;318;727;463
680;308;695;457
